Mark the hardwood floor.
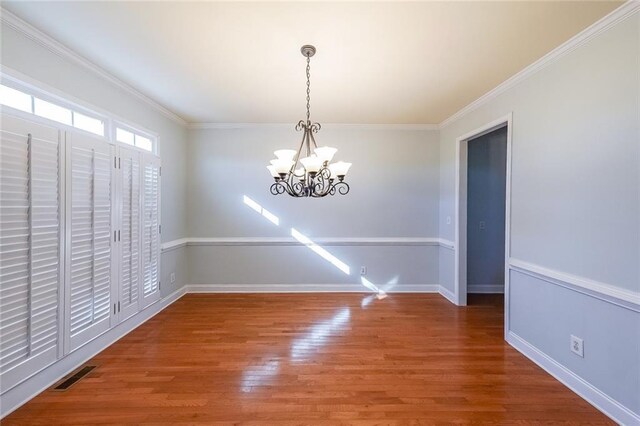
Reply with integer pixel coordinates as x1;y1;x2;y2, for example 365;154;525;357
4;293;612;425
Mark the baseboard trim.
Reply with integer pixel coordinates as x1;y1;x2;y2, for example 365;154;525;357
0;287;187;419
438;285;457;304
468;284;504;294
186;284;440;293
507;331;640;425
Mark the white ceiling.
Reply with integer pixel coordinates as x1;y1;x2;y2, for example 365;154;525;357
3;1;621;124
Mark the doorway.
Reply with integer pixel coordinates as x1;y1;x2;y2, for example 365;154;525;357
454;114;512;312
467;126;508;297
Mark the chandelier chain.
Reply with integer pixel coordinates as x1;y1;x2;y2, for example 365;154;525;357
306;56;311;123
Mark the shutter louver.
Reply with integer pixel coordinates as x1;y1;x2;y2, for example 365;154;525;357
68;134;112;351
119;149;140;318
141;155;160;306
1;115;60;393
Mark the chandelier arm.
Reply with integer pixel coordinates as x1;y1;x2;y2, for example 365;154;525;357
291;124;308;173
333;181;350;195
306;127;313;157
292;179;306;197
308;130;319;151
281;179;301;197
305;167;325;197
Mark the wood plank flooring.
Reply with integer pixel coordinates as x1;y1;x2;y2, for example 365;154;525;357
4;293;612;425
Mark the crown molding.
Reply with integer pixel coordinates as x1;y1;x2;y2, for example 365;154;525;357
439;0;640;129
0;8;188;127
3;0;636;131
187;122;440;131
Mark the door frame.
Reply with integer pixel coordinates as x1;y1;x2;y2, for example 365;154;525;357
454;113;513;327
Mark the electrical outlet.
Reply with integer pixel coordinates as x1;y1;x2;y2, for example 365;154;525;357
446;216;451;225
479;221;486;230
360;266;367;276
170;272;176;284
570;335;584;357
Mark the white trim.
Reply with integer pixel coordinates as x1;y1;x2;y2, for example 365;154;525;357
187;122;440;131
160;238;189;252
1;67;162;156
509;258;640;311
438;239;455;250
454;113;513;308
438;285;457;304
507;331;640;425
439;1;640;128
0;287;186;418
3;2;636;131
186;284;440;293
468;285;504;294
0;8;187;127
161;237;451;251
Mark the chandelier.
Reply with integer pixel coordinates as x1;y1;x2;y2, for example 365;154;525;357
267;45;351;197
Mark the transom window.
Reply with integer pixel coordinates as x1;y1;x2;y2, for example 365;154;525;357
115;126;154;152
0;84;105;137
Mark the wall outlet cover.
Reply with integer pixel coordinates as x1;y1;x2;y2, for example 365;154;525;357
570;335;584;357
170;272;176;284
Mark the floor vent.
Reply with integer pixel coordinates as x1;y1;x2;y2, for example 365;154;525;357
52;365;97;391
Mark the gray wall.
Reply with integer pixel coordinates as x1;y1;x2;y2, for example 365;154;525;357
467;126;507;293
439;15;639;293
439;11;640;418
186;126;441;290
1;23;190;293
3;6;638;421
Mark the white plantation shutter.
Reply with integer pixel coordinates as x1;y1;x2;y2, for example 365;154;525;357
67;133;113;351
0;114;61;392
118;148;141;319
141;154;160;307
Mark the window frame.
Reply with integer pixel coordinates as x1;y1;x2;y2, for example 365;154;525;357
0;71;159;155
1;79;109;139
113;121;158;154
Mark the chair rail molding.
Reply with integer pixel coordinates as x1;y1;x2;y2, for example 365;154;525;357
161;237;453;250
509;258;640;311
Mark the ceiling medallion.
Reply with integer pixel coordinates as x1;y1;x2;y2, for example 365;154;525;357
267;45;351;197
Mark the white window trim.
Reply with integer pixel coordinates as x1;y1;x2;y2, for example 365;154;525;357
113;121;158;155
1;67;159;155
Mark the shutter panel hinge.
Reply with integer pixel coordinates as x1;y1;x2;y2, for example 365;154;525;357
159;224;161;234
118;157;121;169
113;303;116;315
159;167;162;176
114;230;117;242
118;301;120;312
114;156;117;168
